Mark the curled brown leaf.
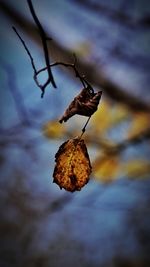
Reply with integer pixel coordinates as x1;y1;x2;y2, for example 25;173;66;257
59;88;102;123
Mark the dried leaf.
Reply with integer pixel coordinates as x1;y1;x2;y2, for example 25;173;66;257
59;88;102;123
53;137;92;192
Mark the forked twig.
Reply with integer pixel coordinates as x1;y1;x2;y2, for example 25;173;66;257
12;26;42;90
13;27;92;97
12;0;100;138
28;0;56;96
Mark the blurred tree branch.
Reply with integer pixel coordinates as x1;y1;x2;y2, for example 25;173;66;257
74;0;150;29
1;1;150;112
88;127;150;154
2;63;31;125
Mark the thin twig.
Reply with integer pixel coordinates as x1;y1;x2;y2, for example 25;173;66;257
13;25;91;95
13;26;51;94
27;0;56;95
80;116;91;137
12;26;36;73
12;26;43;90
36;61;92;91
2;1;150;111
12;26;91;97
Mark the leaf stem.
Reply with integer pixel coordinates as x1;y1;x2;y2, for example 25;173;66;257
80;116;91;138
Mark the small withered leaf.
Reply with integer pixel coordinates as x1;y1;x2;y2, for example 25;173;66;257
53;137;92;192
59;88;102;123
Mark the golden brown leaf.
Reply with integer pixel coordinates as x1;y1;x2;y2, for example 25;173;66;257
53;137;92;192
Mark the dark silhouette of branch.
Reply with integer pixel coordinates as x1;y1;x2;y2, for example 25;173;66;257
12;26;94;97
12;26;57;96
12;26;42;90
37;59;93;90
11;2;57;98
27;0;56;96
12;26;36;74
13;2;93;97
1;1;150;112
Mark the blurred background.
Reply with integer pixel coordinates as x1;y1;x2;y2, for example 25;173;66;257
0;0;150;266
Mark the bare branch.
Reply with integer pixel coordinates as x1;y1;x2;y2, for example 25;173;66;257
12;26;43;91
1;1;150;111
12;25;92;97
27;0;56;95
36;60;92;90
12;26;36;74
13;1;91;97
